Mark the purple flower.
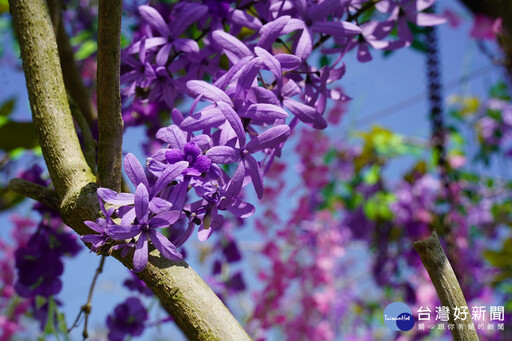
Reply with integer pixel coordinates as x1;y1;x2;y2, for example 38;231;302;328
376;0;446;46
121;38;156;98
82;207;116;252
106;297;148;341
133;4;208;65
112;183;182;272
18;164;49;187
98;153;187;225
165;142;212;177
123;272;153;297
14;231;64;298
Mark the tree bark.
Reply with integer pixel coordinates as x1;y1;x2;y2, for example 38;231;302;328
8;1;251;340
96;0;123;191
414;232;479;341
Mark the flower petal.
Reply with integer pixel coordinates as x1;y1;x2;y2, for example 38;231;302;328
212;30;253;64
180;107;226;132
109;224;142;240
241;103;288;122
152;161;189;195
187;80;232;105
135;184;149;224
246;125;291;153
124;153;150;189
228;199;255;218
165;149;185;164
149;230;183;261
156;125;187;149
149;197;172;214
172;221;195;247
149;210;181;228
97;188;135;206
244;155;264;199
217;101;246;146
258;16;290;50
206;146;241;164
139;5;170;37
133;233;148;272
194;155;212;173
283;98;327;129
84;220;106;234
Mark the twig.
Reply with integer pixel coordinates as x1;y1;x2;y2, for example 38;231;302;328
68;255;106;339
8;178;60;212
67;94;96;172
414;232;479;341
97;0;124;192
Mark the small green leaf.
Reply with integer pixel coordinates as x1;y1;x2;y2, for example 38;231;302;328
70;30;92;46
320;55;330;67
120;33;130;48
44;297;57;336
57;312;71;341
0;120;38;151
363;164;380;185
75;40;97;61
0;97;15;117
0;186;25;212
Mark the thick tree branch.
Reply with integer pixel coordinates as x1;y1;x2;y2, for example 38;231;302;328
8;0;96;210
414;232;479;341
117;252;252;341
9;1;251;339
96;0;123;191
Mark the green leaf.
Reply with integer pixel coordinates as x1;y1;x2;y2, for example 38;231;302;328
0;0;9;14
0;120;39;151
120;33;130;48
57;312;71;341
44;297;57;335
363;164;380;185
0;186;25;212
320;55;330;67
75;40;97;61
0;97;15;117
70;30;92;46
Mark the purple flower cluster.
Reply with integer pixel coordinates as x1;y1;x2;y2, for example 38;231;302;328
15;222;81;298
106;297;148;341
85;0;444;272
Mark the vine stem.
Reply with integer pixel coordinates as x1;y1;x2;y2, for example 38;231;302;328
68;255;106;340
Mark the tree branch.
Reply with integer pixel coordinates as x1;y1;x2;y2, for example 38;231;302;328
8;178;60;212
117;252;252;341
96;0;123;191
46;0;97;126
8;0;97;210
9;1;251;339
414;232;479;341
67;93;96;172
